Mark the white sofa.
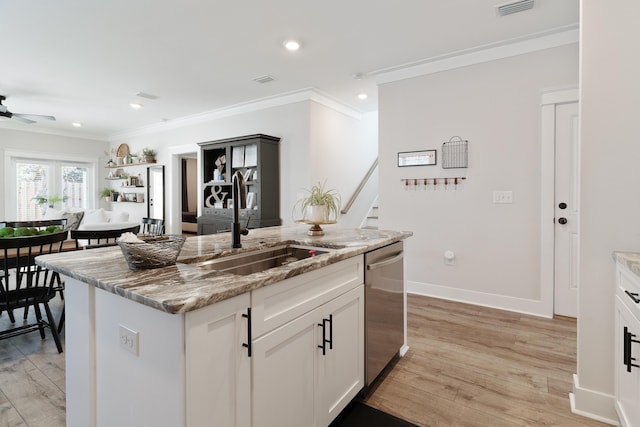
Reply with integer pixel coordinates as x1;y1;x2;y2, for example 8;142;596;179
44;208;140;232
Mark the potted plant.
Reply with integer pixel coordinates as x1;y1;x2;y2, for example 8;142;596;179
142;148;157;163
100;188;113;203
32;194;67;209
297;181;341;223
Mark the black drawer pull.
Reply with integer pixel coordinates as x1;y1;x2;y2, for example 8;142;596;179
242;307;252;357
318;319;327;355
328;314;333;350
624;326;640;372
625;290;640;304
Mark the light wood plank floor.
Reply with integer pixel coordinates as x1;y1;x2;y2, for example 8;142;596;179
0;294;613;426
363;295;611;427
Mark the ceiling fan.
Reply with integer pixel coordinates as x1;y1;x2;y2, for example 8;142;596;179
0;95;56;124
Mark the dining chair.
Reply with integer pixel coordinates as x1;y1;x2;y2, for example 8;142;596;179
1;219;68;326
141;217;164;236
0;230;66;353
70;224;141;249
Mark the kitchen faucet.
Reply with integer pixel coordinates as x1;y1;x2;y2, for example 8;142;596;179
231;171;249;248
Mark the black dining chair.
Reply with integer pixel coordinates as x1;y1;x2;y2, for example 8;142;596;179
141;217;164;236
70;224;141;249
1;219;68;327
0;230;66;353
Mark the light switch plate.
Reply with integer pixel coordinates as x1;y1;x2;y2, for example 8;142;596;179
493;190;513;204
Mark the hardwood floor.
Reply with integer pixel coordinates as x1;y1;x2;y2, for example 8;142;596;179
0;294;612;426
363;295;611;427
0;298;65;427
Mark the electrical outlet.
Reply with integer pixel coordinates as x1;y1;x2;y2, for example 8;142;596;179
493;190;513;204
119;325;139;356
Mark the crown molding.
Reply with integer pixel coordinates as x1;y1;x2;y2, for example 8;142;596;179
0;121;106;142
374;24;579;85
108;88;363;141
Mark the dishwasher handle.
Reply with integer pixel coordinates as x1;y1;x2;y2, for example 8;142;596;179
367;251;404;271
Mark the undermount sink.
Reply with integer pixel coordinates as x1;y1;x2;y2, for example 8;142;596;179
196;244;331;276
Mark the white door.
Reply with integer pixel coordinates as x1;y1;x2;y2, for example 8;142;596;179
554;102;580;317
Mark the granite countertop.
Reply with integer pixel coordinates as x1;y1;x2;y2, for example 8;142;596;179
613;251;640;277
36;225;412;314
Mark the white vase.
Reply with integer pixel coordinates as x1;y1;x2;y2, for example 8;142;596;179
306;205;327;223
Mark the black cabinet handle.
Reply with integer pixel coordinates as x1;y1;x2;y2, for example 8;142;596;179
318;319;327;355
328;314;333;350
625;290;640;304
242;307;252;357
624;326;640;372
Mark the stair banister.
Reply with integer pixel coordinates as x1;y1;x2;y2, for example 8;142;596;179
341;158;378;215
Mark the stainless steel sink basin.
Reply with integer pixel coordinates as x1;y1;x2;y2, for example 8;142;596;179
197;245;331;276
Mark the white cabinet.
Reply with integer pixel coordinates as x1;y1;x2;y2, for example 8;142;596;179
614;262;640;427
251;256;365;427
186;256;364;427
252;286;364;427
317;286;365;426
186;292;251;427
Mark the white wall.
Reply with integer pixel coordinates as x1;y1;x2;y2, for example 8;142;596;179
309;104;378;227
378;44;578;315
0;128;108;219
573;1;640;422
110;99;376;233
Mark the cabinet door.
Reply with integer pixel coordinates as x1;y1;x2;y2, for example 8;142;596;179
317;286;365;426
186;293;251;427
615;297;640;426
252;308;320;427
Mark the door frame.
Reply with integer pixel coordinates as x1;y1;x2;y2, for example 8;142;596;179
540;87;579;318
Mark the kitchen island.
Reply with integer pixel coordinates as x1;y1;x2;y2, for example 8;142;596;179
37;225;411;427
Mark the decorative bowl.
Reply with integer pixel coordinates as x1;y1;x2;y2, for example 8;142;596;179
118;235;185;270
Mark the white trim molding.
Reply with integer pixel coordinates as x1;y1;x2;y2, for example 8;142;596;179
570;374;620;426
374;24;579;85
109;88;363;141
407;281;553;319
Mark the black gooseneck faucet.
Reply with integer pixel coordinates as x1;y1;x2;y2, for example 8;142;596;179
232;171;249;248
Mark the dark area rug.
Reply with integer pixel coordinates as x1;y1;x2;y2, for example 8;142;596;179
329;401;419;427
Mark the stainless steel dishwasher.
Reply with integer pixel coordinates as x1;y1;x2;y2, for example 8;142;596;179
364;241;404;386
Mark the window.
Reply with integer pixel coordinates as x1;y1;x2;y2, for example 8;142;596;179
14;158;93;220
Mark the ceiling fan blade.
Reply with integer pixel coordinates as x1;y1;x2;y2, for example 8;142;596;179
14;113;56;121
12;115;36;124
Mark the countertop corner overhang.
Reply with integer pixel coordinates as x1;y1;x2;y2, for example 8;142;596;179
36;225;412;314
614;251;640;278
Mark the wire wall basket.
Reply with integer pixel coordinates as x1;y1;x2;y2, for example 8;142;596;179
442;136;468;169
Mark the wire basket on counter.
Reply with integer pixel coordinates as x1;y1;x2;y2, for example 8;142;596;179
118;235;186;270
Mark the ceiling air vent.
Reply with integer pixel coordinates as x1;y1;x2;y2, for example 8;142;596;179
496;0;534;16
252;75;276;84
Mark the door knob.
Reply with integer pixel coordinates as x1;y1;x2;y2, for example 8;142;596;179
558;217;568;225
558;202;567;209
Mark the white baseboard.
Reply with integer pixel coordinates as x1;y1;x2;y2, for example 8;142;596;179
399;344;409;357
570;374;619;426
407;280;553;318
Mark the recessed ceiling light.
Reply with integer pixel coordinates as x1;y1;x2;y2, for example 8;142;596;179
72;122;82;127
283;40;301;51
358;93;368;100
130;103;143;109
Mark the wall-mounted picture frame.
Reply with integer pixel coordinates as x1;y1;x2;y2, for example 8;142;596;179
398;150;437;167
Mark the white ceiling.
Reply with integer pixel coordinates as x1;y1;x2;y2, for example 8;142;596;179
0;0;578;140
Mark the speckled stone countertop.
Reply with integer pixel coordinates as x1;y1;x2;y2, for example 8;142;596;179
36;225;412;314
614;251;640;277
